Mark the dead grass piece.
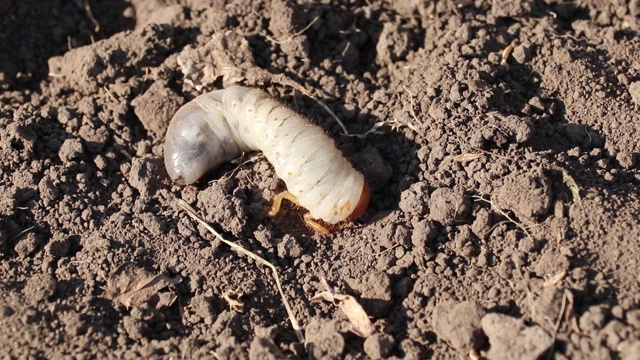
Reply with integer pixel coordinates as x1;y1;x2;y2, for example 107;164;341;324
561;171;582;206
545;289;581;359
501;43;514;66
223;290;245;312
469;348;481;360
176;199;304;343
265;15;319;44
312;278;375;338
74;0;100;32
453;153;484;163
401;85;422;134
543;270;567;288
211;152;265;186
105;262;181;309
8;225;34;244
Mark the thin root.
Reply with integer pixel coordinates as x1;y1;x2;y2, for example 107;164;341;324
277;76;382;138
401;85;422;133
176;199;304;343
265;15;319;44
473;194;533;241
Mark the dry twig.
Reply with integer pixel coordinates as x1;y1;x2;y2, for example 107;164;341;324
176;199;304;342
453;153;484;163
473;194;533;241
276;76;384;138
265;15;319;44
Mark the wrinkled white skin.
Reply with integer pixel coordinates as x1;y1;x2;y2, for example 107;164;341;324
164;86;365;224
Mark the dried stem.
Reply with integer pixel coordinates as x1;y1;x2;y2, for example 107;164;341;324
176;199;304;342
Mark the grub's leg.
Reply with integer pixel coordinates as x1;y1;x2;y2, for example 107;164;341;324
268;190;301;217
303;213;330;235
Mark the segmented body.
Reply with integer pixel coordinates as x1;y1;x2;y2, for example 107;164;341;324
164;86;369;224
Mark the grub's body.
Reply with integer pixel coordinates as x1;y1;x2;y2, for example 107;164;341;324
164;86;369;225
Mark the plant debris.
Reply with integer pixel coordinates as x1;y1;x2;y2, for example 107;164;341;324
224;290;245;312
312;278;375;338
104;262;181;309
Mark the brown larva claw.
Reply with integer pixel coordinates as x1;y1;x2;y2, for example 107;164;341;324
269;191;330;234
268;190;300;217
303;213;330;234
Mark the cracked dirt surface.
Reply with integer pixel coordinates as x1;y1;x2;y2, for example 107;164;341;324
1;0;640;358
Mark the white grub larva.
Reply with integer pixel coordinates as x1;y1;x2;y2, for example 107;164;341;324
164;86;370;233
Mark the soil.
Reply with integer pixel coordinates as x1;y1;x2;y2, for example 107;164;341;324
1;0;639;359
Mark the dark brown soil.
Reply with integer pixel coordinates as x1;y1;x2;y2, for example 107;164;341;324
1;0;640;358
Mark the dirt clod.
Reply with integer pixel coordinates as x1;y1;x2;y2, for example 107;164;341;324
305;319;345;360
363;333;395;359
131;80;183;139
429;188;472;225
24;274;57;303
2;0;640;358
629;81;640;105
482;313;553;360
497;168;552;219
376;22;415;65
249;326;286;360
15;233;43;258
433;301;487;353
352;146;392;191
58;138;84;163
277;234;303;258
399;181;429;216
45;237;71;258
